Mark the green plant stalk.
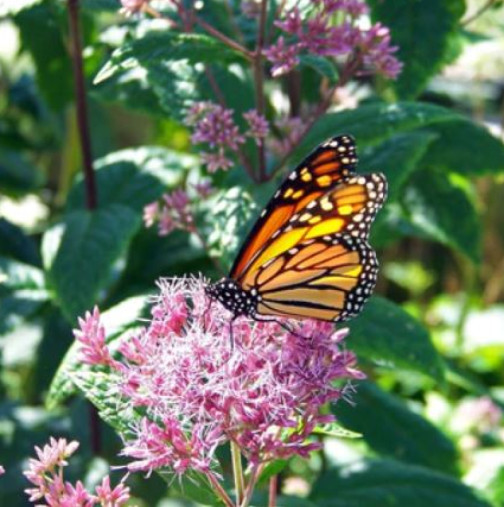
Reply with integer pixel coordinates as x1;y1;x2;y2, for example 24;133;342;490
231;440;245;505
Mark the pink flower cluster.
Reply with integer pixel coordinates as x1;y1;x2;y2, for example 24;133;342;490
24;437;130;506
74;277;364;477
143;181;213;236
185;102;269;173
264;0;402;79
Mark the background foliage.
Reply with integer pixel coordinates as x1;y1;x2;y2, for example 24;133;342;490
1;0;504;505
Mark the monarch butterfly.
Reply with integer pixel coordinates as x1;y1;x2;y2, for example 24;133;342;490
205;134;387;323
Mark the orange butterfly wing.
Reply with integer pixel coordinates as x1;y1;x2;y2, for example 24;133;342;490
238;172;387;290
254;234;378;322
224;134;387;322
230;135;357;280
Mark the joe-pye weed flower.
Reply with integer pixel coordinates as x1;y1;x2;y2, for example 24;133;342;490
75;277;364;505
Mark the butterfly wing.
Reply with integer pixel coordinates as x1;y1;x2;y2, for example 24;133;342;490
238;172;387;290
254;234;377;322
230;134;358;280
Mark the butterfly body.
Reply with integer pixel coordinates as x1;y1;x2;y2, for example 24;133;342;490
207;134;387;323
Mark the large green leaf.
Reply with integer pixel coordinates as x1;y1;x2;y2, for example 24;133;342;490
94;31;244;119
311;459;491;507
334;382;458;474
359;131;438;201
369;0;466;99
347;296;445;382
290;102;460;164
42;205;141;321
420;120;504;176
67;147;195;212
402;168;481;263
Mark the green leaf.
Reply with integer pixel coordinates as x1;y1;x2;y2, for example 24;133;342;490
116;229;212;298
334;382;458;474
312;422;362;439
420;120;504;176
347;296;445;382
299;55;339;84
94;32;244;119
369;0;466;99
359;131;438;201
291;102;460;163
72;370;135;434
168;471;224;506
0;219;41;266
14;3;73;110
67;147;196;212
0;148;43;196
204;187;258;271
42;205;142;321
402;168;481;262
311;459;491;507
95;32;243;84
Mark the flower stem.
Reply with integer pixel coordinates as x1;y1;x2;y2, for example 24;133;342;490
67;0;97;210
268;474;278;507
240;463;264;507
194;15;254;61
269;56;361;179
207;471;235;507
67;0;101;456
231;441;245;505
253;0;268;182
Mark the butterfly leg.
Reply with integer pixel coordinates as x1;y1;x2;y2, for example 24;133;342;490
228;318;235;352
252;315;306;338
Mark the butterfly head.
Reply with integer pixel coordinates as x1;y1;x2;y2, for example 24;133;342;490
205;278;258;318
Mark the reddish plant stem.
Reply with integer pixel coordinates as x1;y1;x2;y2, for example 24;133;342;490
253;0;268;182
269;56;361;179
206;471;235;507
194;15;254;61
268;474;278;507
67;0;97;210
67;0;100;456
240;463;265;507
144;5;257;182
